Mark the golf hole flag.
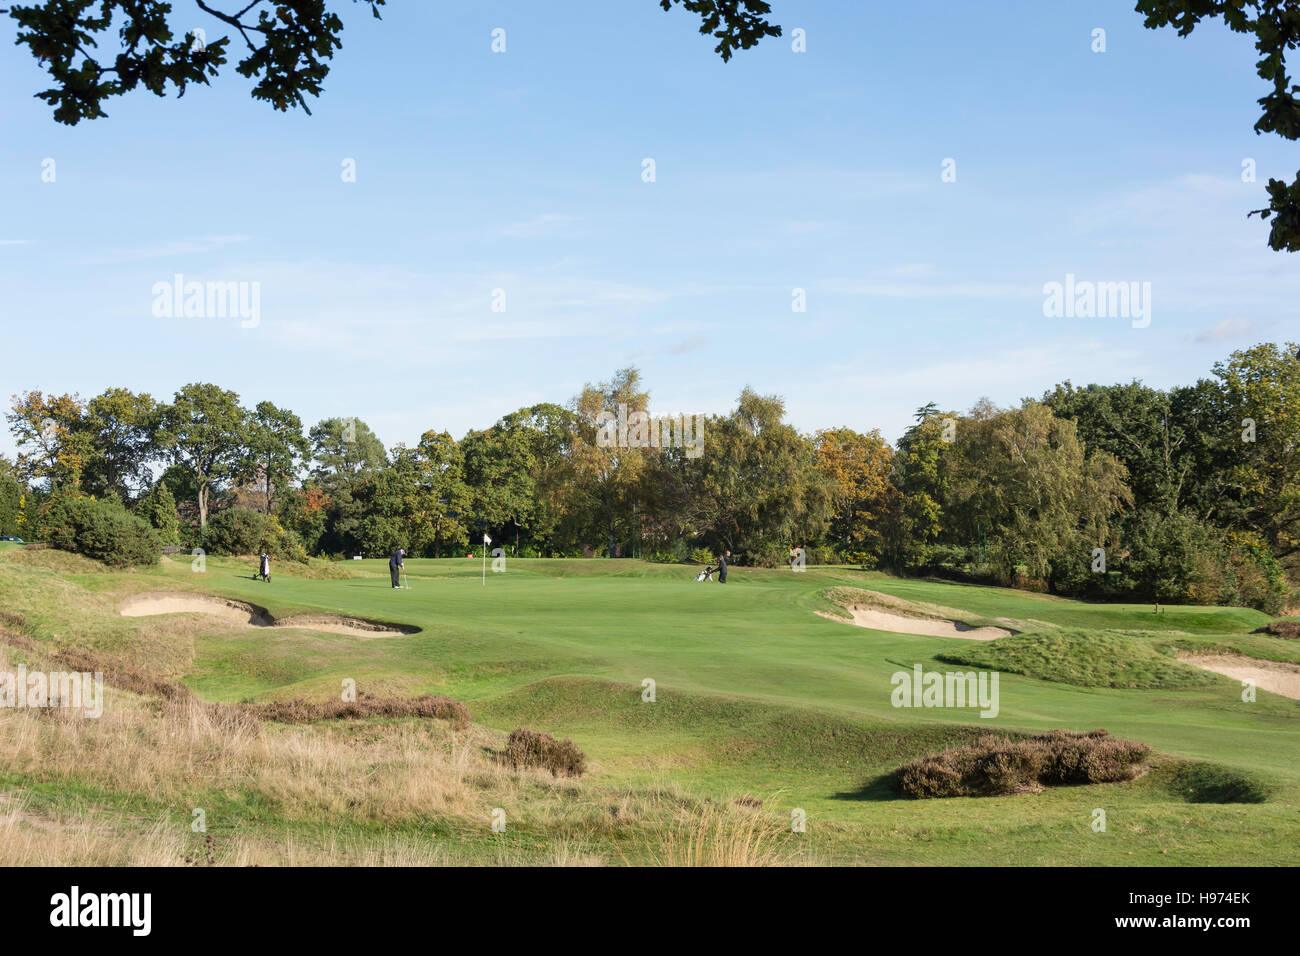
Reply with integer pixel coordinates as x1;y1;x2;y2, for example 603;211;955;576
482;534;491;584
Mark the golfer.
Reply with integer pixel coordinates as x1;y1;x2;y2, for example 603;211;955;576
390;548;406;589
718;549;729;584
258;551;271;583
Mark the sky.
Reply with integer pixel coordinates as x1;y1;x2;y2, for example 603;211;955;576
1;0;1298;461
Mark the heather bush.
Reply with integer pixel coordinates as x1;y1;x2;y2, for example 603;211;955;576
504;727;587;777
894;729;1150;798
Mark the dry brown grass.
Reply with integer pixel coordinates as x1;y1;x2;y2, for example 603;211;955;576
638;799;809;867
234;693;470;728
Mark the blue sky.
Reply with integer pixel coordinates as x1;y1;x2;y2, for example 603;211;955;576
2;0;1297;460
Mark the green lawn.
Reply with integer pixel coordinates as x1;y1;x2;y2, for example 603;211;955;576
3;550;1297;865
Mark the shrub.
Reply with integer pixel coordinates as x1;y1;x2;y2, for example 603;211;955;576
203;507;307;561
894;729;1150;798
135;483;181;545
1256;620;1300;639
688;546;715;565
504;727;587;777
36;494;159;568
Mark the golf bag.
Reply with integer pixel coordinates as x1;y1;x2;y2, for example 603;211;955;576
695;565;716;582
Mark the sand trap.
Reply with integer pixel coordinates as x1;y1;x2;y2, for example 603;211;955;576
1179;653;1300;701
118;593;416;638
820;605;1014;640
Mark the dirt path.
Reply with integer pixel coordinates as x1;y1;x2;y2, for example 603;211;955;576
1179;653;1300;701
819;605;1013;640
118;593;415;638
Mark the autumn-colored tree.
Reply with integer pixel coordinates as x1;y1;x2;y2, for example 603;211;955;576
813;427;900;564
5;391;91;491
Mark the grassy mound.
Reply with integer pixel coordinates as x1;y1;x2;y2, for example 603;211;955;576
894;729;1150;798
1151;760;1275;804
936;629;1216;689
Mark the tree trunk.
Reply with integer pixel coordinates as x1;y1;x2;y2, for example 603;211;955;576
199;483;209;528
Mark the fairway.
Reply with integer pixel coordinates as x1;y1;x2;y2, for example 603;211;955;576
4;548;1296;866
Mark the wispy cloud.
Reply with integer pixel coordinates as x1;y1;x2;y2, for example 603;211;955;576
80;234;254;265
1195;317;1260;344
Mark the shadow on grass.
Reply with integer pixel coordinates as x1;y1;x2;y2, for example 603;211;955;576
830;773;900;802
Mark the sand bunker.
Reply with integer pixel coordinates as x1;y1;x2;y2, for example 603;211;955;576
118;592;416;638
820;605;1013;640
1179;653;1300;701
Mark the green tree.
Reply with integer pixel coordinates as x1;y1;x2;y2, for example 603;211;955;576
693;387;834;564
244;400;309;516
135;482;181;544
568;368;651;557
11;0;779;125
1136;0;1300;251
155;383;249;528
1212;342;1300;572
81;387;159;500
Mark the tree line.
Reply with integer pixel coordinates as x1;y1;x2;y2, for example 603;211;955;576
2;343;1296;611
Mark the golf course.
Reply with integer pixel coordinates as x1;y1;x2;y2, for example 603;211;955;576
2;541;1296;866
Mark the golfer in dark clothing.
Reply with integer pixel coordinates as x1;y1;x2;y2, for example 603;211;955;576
718;550;729;583
390;548;406;588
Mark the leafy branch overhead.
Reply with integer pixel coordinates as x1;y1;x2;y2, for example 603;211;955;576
1137;0;1300;252
6;0;780;126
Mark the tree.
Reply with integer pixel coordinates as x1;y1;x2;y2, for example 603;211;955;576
567;368;651;557
11;0;779;125
693;387;834;564
812;426;899;563
946;402;1132;589
155;383;248;528
5;391;91;491
1042;381;1190;514
81;387;159;500
0;456;27;537
244;400;309;516
357;432;469;558
135;482;181;544
1212;341;1300;571
1136;0;1300;251
309;416;387;486
308;416;386;553
888;404;955;570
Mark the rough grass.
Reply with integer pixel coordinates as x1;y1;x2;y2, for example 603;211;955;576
894;729;1151;798
936;630;1217;689
236;693;470;729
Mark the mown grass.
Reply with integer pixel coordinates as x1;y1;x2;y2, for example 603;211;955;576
0;548;1297;865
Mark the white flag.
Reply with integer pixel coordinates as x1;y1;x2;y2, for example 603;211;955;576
483;533;492;545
